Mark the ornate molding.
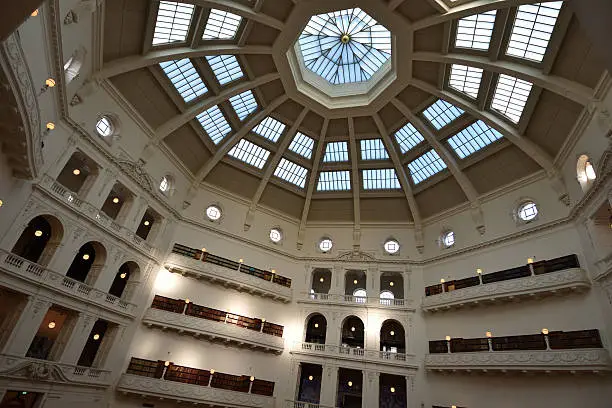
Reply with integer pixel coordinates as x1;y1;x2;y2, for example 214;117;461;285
422;268;591;312
424;349;612;373
117;159;156;194
117;374;275;408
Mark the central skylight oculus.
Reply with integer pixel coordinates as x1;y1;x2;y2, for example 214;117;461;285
298;8;391;85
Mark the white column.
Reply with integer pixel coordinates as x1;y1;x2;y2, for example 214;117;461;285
363;370;379;408
405;376;414;408
319;365;338;407
59;313;96;365
97;324;127;369
46;135;78;179
2;296;51;356
86;168;118;209
332;265;343;295
403;267;412;300
93;250;124;293
368;266;380;299
124;196;148;232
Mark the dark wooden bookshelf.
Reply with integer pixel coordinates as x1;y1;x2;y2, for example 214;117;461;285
251;379;275;396
151;295;186;314
548;329;602;349
262;322;284;337
492;334;546;351
126;357;164;378
164;364;211;386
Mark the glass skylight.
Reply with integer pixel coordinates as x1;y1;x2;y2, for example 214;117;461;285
506;2;563;62
422;99;464;130
153;1;195;45
394;123;424;153
288;132;315;159
196;105;231;144
407;150;447;184
252;116;286;143
228;139;270;169
455;11;497;51
206;55;244;85
159;59;208;103
447;120;503;159
202;9;243;40
360;139;389;160
298;8;391;85
274;158;309;188
317;171;351;191
362;169;401;190
449;64;483;99
229;90;258;120
491;74;533;123
323;142;349;162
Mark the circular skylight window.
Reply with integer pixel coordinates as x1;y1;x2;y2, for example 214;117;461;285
205;205;222;221
518;201;538;222
384;239;400;254
270;228;282;243
159;176;170;193
298;8;391;85
96;116;113;137
442;231;455;248
319;238;333;252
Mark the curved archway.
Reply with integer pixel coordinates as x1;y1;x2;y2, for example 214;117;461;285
108;261;140;299
11;215;64;266
341;315;365;348
311;268;331;294
65;241;107;284
304;313;327;344
380;319;405;355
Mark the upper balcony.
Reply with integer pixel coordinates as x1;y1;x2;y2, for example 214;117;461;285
0;249;137;317
298;292;415;311
165;244;292;302
425;329;612;373
142;295;284;353
118;357;275;408
422;255;590;312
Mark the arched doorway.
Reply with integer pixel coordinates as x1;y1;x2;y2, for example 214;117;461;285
65;242;106;284
11;215;64;266
341;316;365;349
380;320;405;356
305;314;327;344
108;261;140;299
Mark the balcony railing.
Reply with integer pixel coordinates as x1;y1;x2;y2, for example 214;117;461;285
425;330;612;373
293;342;417;368
39;175;155;256
0;353;111;387
300;292;414;310
422;255;589;311
0;249;137;316
285;400;334;408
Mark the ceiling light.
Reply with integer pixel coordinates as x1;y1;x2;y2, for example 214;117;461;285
320;277;324;282
164;361;170;367
31;9;39;16
210;369;215;374
486;331;492;338
351;326;355;332
347;381;353;387
452;406;457;408
185;299;190;304
314;323;319;328
476;268;482;274
72;169;81;175
542;328;549;335
239;259;244;263
445;335;451;341
119;273;127;279
82;254;90;260
46;122;55;130
93;334;100;340
201;248;207;252
390;387;395;393
112;197;120;204
389;281;394;287
527;258;534;264
34;230;43;237
440;278;445;283
48;321;56;329
144;220;150;226
308;375;313;381
250;376;254;381
390;331;395;336
353;279;358;284
271;269;276;274
45;78;56;88
0;199;3;207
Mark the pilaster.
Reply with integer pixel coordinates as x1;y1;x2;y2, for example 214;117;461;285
59;312;97;365
367;265;380;298
363;370;379;408
319;364;338;407
332;265;344;294
2;296;51;356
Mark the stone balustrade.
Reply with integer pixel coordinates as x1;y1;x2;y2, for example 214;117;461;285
292;342;418;369
298;292;414;311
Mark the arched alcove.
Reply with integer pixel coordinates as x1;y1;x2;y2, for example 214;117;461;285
341;316;365;348
311;268;332;294
65;242;107;284
380;319;405;355
304;313;327;344
11;215;64;266
108;261;140;299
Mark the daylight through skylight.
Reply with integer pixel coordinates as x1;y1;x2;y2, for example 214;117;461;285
455;11;497;51
362;169;400;190
203;9;242;40
317;171;351;191
153;1;194;45
196;106;231;144
506;2;563;62
206;55;244;85
229;90;258;120
298;8;391;85
323;142;349;162
407;150;447;184
360;139;389;160
422;100;464;130
449;64;483;99
394;123;424;153
252;117;286;143
448;120;503;159
274;158;309;188
491;74;533;123
159;59;207;103
288;132;315;159
228;139;270;169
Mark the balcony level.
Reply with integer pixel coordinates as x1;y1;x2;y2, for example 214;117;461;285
425;330;612;373
118;358;275;408
166;244;292;302
422;255;590;312
142;295;284;353
298;293;415;311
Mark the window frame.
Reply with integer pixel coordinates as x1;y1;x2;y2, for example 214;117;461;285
205;204;223;223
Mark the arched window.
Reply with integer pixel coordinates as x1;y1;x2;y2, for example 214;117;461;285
353;288;367;304
65;242;107;285
380;320;406;356
517;201;538;222
305;314;327;344
341;316;365;348
206;204;222;221
577;154;597;191
11;215;64;266
440;230;455;249
379;290;394;306
319;237;333;252
108;261;140;299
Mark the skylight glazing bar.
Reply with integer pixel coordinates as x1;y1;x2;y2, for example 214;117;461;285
252;116;286;143
323;142;349;162
491;74;533;123
274;158;309;188
449;64;483;99
506;2;563;62
159;59;208;103
227;139;270;169
422;99;464;130
362;169;401;190
317;171;351;191
206;55;244;85
407;149;447;184
229;90;258;121
288;132;315;159
394;122;424;153
447;120;503;159
153;1;195;45
202;9;243;40
360;139;389;160
196;106;231;144
454;11;497;51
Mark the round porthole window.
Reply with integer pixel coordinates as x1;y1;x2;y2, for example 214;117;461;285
270;228;283;243
518;201;538;222
205;205;222;221
441;231;455;248
96;116;113;137
384;239;400;254
319;238;333;252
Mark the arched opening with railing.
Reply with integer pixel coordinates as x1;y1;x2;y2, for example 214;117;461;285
345;270;366;303
56;151;100;197
341;316;365;349
11;215;64;266
304;313;327;344
311;268;332;294
380;272;403;304
65;241;107;285
380;319;405;355
108;261;140;299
